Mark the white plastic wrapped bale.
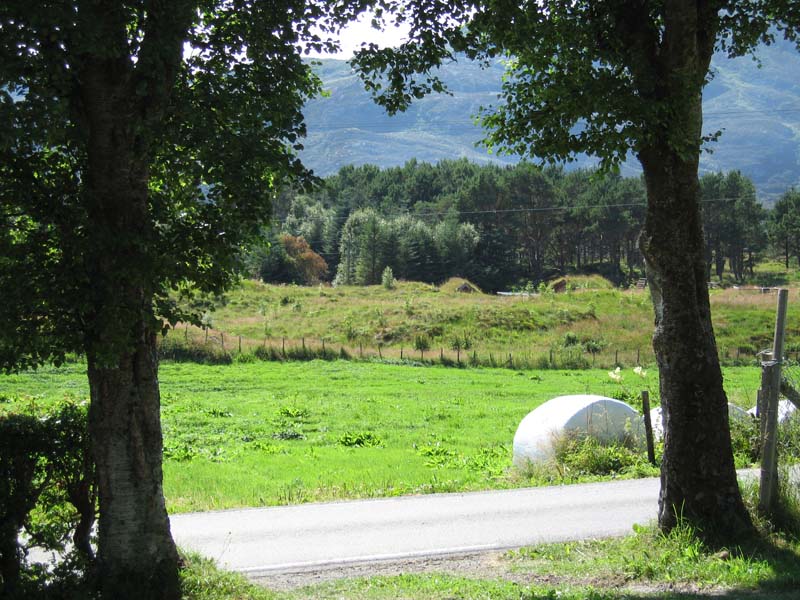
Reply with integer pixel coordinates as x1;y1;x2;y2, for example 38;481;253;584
650;403;753;442
649;406;663;441
746;399;797;423
512;395;641;468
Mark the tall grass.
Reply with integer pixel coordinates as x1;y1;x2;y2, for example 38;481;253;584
172;277;796;370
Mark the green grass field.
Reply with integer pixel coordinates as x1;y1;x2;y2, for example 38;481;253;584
0;360;764;514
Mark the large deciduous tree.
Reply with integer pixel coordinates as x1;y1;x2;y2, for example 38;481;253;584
352;1;799;538
0;2;358;597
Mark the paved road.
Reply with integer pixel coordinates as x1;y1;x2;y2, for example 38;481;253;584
170;477;661;576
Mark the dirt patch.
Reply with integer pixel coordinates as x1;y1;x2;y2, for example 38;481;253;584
249;551;514;591
249;550;780;597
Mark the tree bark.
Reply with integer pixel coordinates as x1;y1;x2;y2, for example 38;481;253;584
639;144;752;537
88;332;180;600
79;44;180;599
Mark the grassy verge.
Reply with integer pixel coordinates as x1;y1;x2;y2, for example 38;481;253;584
179;519;800;599
1;361;763;513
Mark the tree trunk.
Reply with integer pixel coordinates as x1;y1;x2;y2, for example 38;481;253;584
88;333;180;600
639;145;752;538
80;50;180;598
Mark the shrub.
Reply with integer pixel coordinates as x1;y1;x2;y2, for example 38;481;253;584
729;415;760;468
562;331;580;347
553;431;642;477
413;334;431;359
381;266;396;290
0;402;96;596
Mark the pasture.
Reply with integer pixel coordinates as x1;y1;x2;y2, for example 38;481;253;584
0;360;763;513
177;276;800;369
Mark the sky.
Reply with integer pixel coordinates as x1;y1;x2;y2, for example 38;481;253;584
305;11;409;59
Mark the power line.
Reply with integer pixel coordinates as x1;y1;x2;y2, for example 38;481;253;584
276;193;753;227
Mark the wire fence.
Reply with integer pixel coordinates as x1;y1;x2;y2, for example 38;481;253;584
159;325;769;370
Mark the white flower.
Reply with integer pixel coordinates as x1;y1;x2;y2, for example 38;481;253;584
608;367;623;382
633;366;647;378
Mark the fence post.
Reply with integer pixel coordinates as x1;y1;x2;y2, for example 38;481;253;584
615;349;619;366
759;288;789;515
759;361;781;514
238;335;242;354
401;347;404;360
205;328;208;343
322;338;326;353
282;337;285;356
641;390;656;466
220;332;224;351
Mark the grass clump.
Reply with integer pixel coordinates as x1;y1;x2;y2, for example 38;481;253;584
180;553;276;600
553;432;652;478
338;431;382;447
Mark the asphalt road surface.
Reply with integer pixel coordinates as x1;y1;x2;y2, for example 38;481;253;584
170;476;661;577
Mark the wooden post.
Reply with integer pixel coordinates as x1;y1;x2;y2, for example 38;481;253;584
322;338;326;353
302;337;306;351
549;349;554;367
400;347;404;360
759;288;789;515
636;348;640;365
205;328;208;343
759;361;781;514
457;348;460;364
282;337;285;355
773;289;789;363
220;332;224;351
377;345;382;359
641;391;656;466
185;324;189;340
359;343;363;358
440;348;444;361
238;335;242;354
615;349;619;366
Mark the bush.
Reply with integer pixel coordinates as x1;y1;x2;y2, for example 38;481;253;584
381;266;396;290
0;402;96;597
553;431;643;477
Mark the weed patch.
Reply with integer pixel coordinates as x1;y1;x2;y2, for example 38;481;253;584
338;431;382;447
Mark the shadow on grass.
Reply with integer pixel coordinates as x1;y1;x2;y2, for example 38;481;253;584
577;533;800;600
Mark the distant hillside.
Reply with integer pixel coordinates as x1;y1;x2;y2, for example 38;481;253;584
300;41;800;203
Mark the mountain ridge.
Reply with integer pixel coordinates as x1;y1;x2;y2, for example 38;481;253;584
300;41;800;203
